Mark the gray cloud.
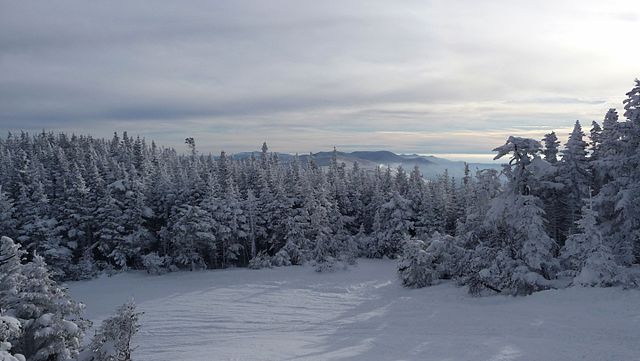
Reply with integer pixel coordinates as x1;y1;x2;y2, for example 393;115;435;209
0;0;639;161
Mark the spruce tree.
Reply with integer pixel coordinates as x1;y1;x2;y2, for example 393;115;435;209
11;255;88;361
558;121;591;237
86;300;141;361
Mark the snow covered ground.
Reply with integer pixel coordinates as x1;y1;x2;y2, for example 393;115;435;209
68;259;640;361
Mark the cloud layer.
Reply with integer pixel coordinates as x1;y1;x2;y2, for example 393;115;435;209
1;0;638;161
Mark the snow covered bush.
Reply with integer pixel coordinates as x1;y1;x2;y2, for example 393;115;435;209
1;237;89;361
71;250;99;281
248;251;273;270
271;249;292;267
141;252;170;275
465;246;552;296
562;204;621;287
397;239;432;288
313;237;337;272
0;315;24;361
85;300;141;361
10;255;89;361
0;237;26;361
397;233;466;288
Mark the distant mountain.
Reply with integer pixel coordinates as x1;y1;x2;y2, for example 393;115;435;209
231;150;503;180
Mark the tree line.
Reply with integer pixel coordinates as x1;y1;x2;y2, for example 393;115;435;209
1;78;640;361
0;80;638;291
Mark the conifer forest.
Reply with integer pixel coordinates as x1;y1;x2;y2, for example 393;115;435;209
2;1;640;359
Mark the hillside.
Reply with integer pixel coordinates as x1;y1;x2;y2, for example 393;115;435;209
69;259;640;361
233;150;503;179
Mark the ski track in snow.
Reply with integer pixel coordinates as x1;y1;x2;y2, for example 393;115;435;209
68;259;640;361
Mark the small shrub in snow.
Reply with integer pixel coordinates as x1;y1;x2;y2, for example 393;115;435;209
470;250;551;296
312;237;337;273
86;300;141;361
313;257;337;272
397;239;432;288
0;315;25;361
72;250;99;281
572;243;622;287
398;233;466;289
561;205;622;287
248;251;273;270
271;249;292;267
0;238;90;361
141;252;170;275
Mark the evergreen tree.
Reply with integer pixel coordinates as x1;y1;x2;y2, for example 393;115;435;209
542;131;560;164
372;191;414;258
161;204;215;270
0;314;24;361
11;255;88;361
478;136;558;295
561;201;620;287
0;188;17;240
0;237;26;312
558;121;590;237
86;300;141;361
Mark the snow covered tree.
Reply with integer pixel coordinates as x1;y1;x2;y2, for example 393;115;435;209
0;237;26;361
371;191;414;258
243;189;263;260
0;188;17;241
11;255;88;361
161;204;215;270
558;121;591;236
85;300;141;361
475;136;558;295
397;239;432;288
398;233;466;288
15;178;70;279
247;250;273;270
95;174;151;270
542;131;560;164
623;78;640;123
456;169;501;240
0;315;24;361
594;81;640;265
0;237;25;312
207;193;246;268
308;188;338;272
561;200;620;287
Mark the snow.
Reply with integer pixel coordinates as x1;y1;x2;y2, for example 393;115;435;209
68;259;640;361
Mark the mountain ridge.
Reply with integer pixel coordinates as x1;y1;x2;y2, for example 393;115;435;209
231;150;502;179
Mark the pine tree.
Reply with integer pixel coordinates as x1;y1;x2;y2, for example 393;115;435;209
0;315;24;361
623;79;640;123
558;121;591;237
0;237;26;312
562;200;619;287
86;300;141;361
542;131;560;164
478;136;558;295
308;186;337;272
373;191;414;258
397;239;432;288
161;204;214;270
16;179;69;278
11;255;88;361
94;190;125;268
243;189;263;260
0;188;17;240
588;121;604;194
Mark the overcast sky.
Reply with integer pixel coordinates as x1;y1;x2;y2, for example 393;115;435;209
1;0;638;161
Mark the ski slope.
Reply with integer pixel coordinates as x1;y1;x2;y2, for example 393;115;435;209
68;259;640;361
